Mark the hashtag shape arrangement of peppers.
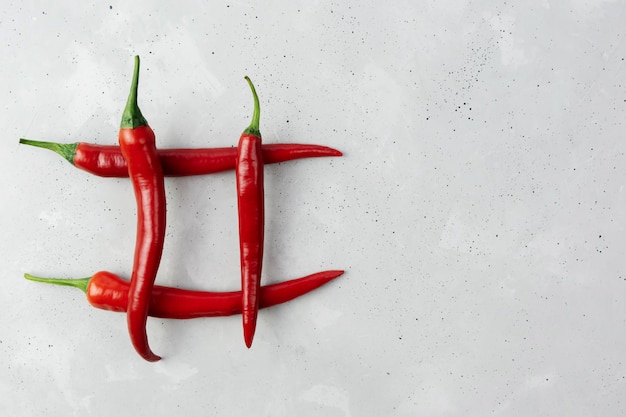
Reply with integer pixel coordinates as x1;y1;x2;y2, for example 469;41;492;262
24;270;343;318
118;56;165;362
237;76;265;348
18;139;342;178
21;56;345;359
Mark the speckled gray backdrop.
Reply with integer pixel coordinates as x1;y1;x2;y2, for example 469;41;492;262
1;0;625;416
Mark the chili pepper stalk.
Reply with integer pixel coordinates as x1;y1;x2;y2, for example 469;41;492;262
119;55;166;362
236;76;265;348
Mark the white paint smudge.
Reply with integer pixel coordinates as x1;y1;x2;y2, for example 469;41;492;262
301;384;351;416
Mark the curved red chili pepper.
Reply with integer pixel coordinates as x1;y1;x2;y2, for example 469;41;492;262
237;76;264;348
118;56;165;362
23;270;344;319
18;139;342;178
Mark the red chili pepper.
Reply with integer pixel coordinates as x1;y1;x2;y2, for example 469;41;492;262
18;139;342;178
24;270;343;319
237;76;264;348
118;56;165;362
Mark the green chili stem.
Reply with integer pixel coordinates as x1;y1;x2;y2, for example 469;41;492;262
243;76;261;137
120;55;148;129
24;273;91;293
19;138;78;165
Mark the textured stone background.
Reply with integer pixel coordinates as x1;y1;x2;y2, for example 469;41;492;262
1;1;625;415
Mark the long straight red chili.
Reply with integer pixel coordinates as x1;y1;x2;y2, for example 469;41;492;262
118;56;165;362
237;76;265;348
18;139;342;178
24;270;344;319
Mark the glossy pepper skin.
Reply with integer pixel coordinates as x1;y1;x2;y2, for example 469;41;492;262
237;76;264;348
18;139;343;178
118;56;165;362
24;270;344;319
